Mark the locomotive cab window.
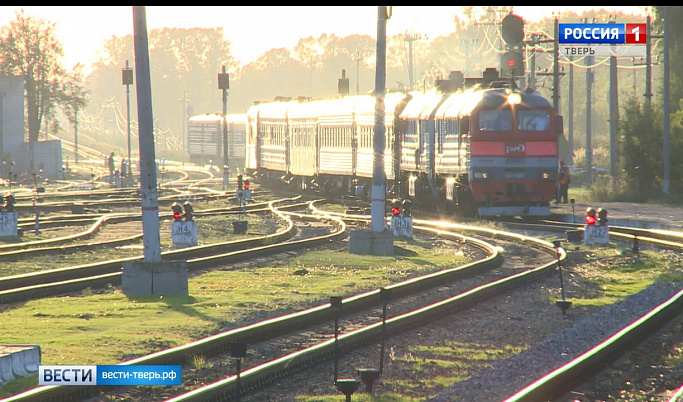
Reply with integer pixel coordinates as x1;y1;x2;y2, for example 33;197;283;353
478;110;511;131
518;110;550;131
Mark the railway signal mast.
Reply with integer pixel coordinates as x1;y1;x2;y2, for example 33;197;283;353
218;66;230;190
500;13;526;80
349;6;394;256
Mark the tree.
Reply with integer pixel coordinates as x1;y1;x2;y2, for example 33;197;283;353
60;65;90;164
0;10;68;169
618;97;662;199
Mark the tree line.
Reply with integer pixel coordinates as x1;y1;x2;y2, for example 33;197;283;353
0;7;680;201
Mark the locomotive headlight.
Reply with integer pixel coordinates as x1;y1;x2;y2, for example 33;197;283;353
542;171;550;179
473;171;488;180
507;92;522;105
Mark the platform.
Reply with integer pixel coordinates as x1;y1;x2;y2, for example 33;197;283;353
0;345;41;385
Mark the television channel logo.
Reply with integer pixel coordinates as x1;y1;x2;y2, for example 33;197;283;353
559;23;646;44
559;23;646;57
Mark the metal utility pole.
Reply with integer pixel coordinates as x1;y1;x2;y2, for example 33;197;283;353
568;57;574;166
585;53;593;187
178;90;190;146
353;51;363;95
405;32;423;90
609;49;618;187
0;93;4;173
645;15;653;107
122;60;134;178
663;7;670;194
371;6;389;234
553;18;561;113
608;17;618;187
132;6;161;263
218;66;230;189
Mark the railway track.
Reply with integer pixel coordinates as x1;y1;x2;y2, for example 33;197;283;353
0;197;314;303
3;195;683;401
3;203;571;401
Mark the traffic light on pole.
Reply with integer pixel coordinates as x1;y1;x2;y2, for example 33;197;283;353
585;207;597;226
172;202;183;221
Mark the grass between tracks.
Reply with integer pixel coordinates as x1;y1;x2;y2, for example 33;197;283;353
0;233;467;398
3;208;683;400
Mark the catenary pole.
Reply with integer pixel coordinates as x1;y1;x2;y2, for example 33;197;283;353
132;6;162;262
663;7;670;194
371;6;388;233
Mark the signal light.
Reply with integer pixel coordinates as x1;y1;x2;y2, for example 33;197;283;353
501;13;525;46
237;173;243;190
501;50;524;77
585;207;596;226
171;202;183;221
390;199;401;216
597;208;608;226
401;199;412;217
183;201;194;221
244;180;250;190
4;193;15;212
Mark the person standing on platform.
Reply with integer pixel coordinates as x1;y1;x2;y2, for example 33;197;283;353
557;158;570;204
108;152;115;182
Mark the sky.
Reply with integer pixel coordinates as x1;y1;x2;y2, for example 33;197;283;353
0;6;650;72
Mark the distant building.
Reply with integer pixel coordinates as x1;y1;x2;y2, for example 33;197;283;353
0;74;62;181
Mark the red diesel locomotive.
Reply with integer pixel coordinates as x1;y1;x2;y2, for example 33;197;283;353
245;68;562;217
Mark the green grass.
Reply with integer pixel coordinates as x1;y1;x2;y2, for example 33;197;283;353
0;210;274;277
3;196;683;400
556;248;683;308
0;239;469;368
0;374;39;398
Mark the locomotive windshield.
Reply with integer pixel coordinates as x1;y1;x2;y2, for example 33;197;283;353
478;110;512;131
518;110;550;131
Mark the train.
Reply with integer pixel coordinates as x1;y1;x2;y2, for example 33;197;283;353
187;113;246;168
241;67;563;217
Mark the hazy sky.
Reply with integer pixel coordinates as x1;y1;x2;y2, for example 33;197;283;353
0;6;649;71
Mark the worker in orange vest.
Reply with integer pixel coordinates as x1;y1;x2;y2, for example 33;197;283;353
556;159;570;204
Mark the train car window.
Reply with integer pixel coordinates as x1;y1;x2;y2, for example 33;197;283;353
386;126;394;150
404;120;417;143
478;110;512;131
436;120;444;154
419;120;429;151
518;110;550;131
459;116;469;134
